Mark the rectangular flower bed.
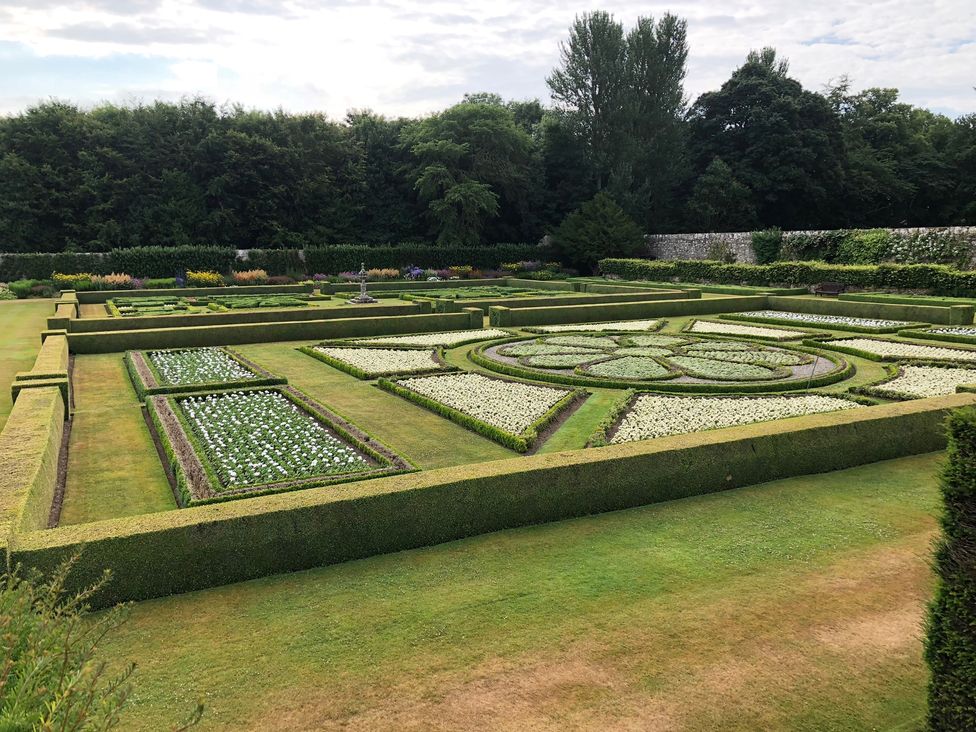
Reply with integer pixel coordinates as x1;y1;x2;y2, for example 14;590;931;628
377;371;584;452
598;393;861;445
348;329;511;348
723;310;925;333
146;386;411;505
125;346;286;399
299;344;454;379
811;337;976;364
525;319;663;333
858;363;976;400
896;327;976;346
683;319;810;341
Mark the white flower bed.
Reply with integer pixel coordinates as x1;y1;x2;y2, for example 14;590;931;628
351;329;510;347
927;327;976;337
829;338;976;362
393;372;567;434
735;310;909;329
314;347;444;376
868;365;976;399
688;320;804;340
149;348;254;385
179;390;370;488
533;320;661;333
610;394;858;443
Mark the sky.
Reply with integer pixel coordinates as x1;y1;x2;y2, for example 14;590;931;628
0;0;974;120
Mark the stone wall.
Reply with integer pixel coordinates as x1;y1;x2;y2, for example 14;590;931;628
645;226;976;264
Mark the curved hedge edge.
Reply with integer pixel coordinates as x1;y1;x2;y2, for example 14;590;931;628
853;361;976;402
810;337;976;364
297;345;456;380
721;312;930;334
898;328;976;345
681;318;814;341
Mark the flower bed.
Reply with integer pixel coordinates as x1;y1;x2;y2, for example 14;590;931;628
125;346;286;398
606;394;859;444
147;386;410;505
685;320;808;341
349;329;510;348
724;310;919;333
666;355;785;381
861;364;976;400
377;372;581;452
814;338;976;363
927;327;976;337
581;356;673;380
301;346;451;379
526;319;662;333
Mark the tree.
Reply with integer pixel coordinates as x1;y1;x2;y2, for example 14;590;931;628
925;407;976;730
687;48;845;229
550;192;644;272
401;102;534;245
685;157;756;231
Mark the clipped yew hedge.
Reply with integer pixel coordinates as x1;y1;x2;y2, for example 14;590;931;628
8;392;973;607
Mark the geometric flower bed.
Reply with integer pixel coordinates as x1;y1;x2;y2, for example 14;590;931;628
603;393;860;444
684;319;808;341
525;319;663;333
146;386;411;505
474;333;849;392
348;329;511;348
724;310;922;332
859;364;976;400
925;327;976;337
109;293;310;317
125;346;285;398
300;345;453;379
377;371;582;452
815;338;976;363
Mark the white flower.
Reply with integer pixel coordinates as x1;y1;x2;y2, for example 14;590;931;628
315;347;447;376
533;320;661;333
867;365;976;399
735;311;909;329
829;338;976;362
149;347;254;386
350;329;510;347
688;320;803;341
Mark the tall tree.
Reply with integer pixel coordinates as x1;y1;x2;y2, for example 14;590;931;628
687;48;845;229
684;157;756;231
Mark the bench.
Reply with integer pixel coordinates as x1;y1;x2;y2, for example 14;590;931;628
813;281;846;297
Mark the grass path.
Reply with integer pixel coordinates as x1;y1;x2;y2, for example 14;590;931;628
59;353;176;524
0;299;52;431
102;451;942;730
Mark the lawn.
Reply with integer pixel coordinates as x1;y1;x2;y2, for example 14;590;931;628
100;451;942;730
0;299;52;431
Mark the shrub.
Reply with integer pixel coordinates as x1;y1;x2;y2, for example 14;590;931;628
750;228;782;264
185;270;223;287
925;406;976;730
550;192;645;273
266;275;295;285
8;279;37;298
52;272;95;290
92;272;134;290
836;229;891;264
232;269;269;285
366;268;400;281
888;229;971;267
144;277;178;289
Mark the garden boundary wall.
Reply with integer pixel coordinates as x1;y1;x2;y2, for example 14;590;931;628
6;392;972;607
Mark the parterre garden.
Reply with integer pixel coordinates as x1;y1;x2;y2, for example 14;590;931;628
1;276;974;728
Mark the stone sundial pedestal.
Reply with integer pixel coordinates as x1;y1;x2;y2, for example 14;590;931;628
347;263;378;304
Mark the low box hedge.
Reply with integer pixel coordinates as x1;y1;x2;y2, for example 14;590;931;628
0;387;64;541
329;277;508;294
12;376;70;412
897;328;976;345
9;391;973;607
434;289;690;314
75;283;314;304
488;295;768;327
722;312;930;334
767;295;971;326
66;311;482;353
124;347;288;400
840;292;976;308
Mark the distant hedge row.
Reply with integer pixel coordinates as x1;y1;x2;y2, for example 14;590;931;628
599;258;976;296
0;243;545;280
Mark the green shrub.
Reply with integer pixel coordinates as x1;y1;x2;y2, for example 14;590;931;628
750;228;782;264
144;278;178;289
925;407;976;730
836;229;891;264
550;192;645;273
7;279;35;298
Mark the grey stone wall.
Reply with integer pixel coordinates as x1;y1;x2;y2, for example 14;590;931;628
644;226;976;264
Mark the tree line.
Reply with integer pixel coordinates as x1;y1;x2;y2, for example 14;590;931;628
0;10;973;254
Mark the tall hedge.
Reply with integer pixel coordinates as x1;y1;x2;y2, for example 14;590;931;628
925;407;976;730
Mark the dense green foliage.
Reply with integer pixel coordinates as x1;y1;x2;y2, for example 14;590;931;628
1;14;973;253
925;407;976;730
551;192;645;271
751;227;782;264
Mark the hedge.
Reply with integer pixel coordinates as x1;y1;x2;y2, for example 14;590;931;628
326;277;509;294
69;302;428;333
897;329;976;345
840;292;976;308
124;348;288;400
8;392;973;607
304;243;544;274
925;407;976;730
576;277;804;296
66;310;483;353
0;387;64;542
723;313;930;334
807;337;976;363
767;295;972;326
11;334;71;409
75;283;313;304
488;295;768;327
599;258;976;297
298;345;455;380
432;289;691;314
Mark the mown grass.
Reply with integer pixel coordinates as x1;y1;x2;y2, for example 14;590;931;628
100;451;942;730
0;300;52;432
59;353;176;525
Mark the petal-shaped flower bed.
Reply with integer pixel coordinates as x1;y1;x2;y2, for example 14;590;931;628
580;356;673;380
665;355;785;381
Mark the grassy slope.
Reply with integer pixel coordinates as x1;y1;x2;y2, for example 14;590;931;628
59;353;176;525
0;300;52;432
103;451;942;730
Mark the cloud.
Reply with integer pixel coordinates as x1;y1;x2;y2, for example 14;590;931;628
0;0;972;120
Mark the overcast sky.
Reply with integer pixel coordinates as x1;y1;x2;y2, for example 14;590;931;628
1;0;973;120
